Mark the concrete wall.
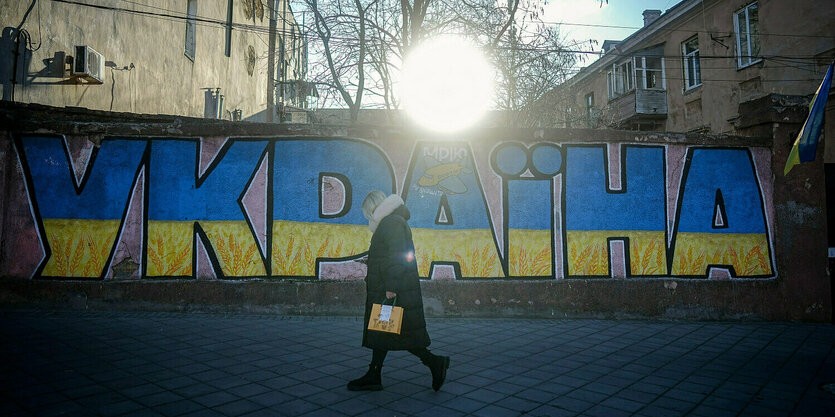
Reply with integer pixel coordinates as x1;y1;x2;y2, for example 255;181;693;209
0;0;302;120
0;102;830;321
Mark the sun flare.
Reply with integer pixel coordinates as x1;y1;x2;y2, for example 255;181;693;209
401;36;495;133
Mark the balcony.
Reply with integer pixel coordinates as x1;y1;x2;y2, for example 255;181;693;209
608;88;667;130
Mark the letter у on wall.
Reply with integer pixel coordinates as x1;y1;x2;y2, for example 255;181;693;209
16;136;146;278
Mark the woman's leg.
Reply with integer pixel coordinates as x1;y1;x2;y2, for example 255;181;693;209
408;348;432;362
371;349;388;367
347;349;387;391
409;348;451;392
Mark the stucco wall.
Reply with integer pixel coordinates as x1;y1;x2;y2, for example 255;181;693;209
0;103;830;321
0;0;300;120
561;0;834;134
660;0;835;134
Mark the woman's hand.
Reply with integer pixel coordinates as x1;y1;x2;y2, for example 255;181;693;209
386;291;397;299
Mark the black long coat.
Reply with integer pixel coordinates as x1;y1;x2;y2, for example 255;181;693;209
362;205;431;351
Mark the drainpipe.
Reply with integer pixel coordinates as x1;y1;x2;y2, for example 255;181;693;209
10;31;22;102
266;0;277;122
279;0;287;107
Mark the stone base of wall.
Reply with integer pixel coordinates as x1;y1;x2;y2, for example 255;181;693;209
0;278;826;321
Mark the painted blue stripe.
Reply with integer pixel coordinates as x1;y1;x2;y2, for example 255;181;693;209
566;146;666;231
273;140;393;224
22;137;145;220
406;144;491;229
677;149;766;234
508;180;552;230
149;140;268;221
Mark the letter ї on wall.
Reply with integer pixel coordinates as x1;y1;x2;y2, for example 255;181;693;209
10;135;775;280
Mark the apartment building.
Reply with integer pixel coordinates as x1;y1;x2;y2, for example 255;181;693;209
532;0;834;135
0;0;307;121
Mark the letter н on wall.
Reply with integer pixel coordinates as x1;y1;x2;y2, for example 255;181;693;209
564;145;667;277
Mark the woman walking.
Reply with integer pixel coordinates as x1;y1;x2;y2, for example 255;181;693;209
348;190;450;392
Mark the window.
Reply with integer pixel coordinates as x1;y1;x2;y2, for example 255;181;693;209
606;60;635;99
585;93;594;127
225;0;233;57
620;60;634;92
682;36;701;90
185;0;197;60
635;56;665;89
734;2;761;68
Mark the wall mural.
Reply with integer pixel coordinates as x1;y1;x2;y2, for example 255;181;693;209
8;135;775;280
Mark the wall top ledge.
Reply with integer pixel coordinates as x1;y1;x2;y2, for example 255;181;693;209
0;101;771;148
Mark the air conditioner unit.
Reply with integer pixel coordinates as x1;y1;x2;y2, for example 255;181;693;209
72;45;104;84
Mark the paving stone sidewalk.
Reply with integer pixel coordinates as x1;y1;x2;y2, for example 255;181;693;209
0;310;833;417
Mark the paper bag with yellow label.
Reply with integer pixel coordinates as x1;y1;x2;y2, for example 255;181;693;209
367;297;403;335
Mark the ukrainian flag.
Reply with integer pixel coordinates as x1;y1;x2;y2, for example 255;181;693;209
785;62;834;175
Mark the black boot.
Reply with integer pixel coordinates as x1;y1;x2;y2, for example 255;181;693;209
347;364;383;391
428;355;450;392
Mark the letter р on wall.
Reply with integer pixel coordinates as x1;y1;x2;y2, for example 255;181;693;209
271;139;393;277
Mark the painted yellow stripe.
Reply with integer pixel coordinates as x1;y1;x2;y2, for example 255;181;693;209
270;222;505;278
146;221;194;276
672;232;772;276
566;230;666;276
201;221;266;276
147;221;267;277
508;229;552;277
412;228;504;278
272;221;370;276
42;219;120;277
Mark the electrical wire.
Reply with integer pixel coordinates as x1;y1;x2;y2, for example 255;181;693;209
50;0;307;40
54;0;835;48
33;0;43;51
112;0;304;51
546;21;835;40
30;4;817;100
47;0;834;91
47;0;831;77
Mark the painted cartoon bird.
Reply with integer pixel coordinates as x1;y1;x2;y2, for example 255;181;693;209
418;156;472;194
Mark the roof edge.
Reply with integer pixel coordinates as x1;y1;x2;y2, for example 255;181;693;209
565;0;703;89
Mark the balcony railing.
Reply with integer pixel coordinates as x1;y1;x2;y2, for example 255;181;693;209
608;89;667;127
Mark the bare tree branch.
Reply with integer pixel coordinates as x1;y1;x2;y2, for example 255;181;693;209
298;0;595;125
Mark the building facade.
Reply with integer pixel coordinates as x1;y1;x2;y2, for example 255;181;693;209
0;0;307;122
533;0;834;135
